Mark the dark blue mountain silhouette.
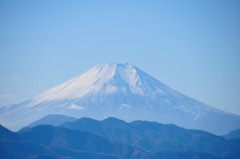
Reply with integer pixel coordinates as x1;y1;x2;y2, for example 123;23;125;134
1;115;239;159
224;128;240;140
0;125;50;159
61;117;240;158
19;124;145;159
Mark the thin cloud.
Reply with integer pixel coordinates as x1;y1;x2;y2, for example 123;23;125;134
47;71;54;79
11;74;21;80
0;94;17;99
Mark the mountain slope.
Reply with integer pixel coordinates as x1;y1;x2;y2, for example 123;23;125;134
0;63;240;135
18;123;226;159
0;124;220;159
19;125;146;159
27;114;76;128
224;128;240;140
0;124;139;159
0;125;50;159
150;151;220;159
18;114;77;133
61;117;240;159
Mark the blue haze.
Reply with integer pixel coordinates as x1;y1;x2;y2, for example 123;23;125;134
0;0;240;115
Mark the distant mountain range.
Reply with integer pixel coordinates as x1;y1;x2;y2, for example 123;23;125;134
1;122;222;159
27;114;76;128
224;128;240;140
60;116;240;159
1;63;240;135
10;115;240;159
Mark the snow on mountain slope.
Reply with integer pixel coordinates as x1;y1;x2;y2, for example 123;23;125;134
29;63;143;105
0;63;240;135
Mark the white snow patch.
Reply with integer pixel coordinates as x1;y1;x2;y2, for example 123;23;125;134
68;104;85;110
105;85;117;94
155;88;165;95
117;64;144;95
119;103;131;109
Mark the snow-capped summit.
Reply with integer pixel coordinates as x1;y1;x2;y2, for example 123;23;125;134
1;63;240;135
30;63;144;104
30;63;170;106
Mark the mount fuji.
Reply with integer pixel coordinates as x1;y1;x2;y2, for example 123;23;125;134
1;63;240;135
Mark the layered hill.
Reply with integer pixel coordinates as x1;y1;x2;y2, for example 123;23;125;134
224;128;240;140
2;115;239;159
0;124;144;159
60;117;240;159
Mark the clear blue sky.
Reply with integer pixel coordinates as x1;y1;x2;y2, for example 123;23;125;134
0;0;240;115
